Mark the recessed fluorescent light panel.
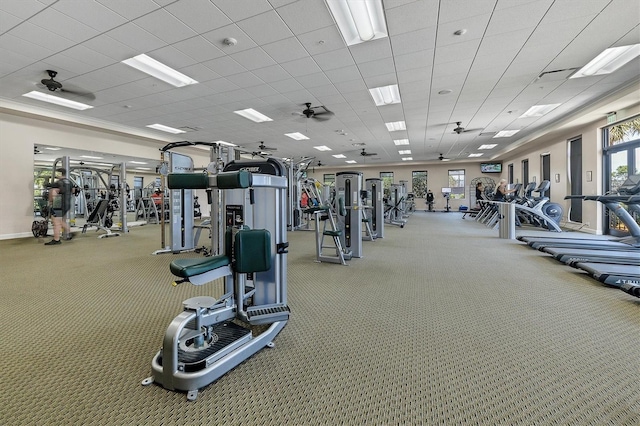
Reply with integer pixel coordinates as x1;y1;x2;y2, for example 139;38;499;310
122;54;197;87
332;154;347;158
146;124;186;134
346;160;357;164
22;91;93;110
326;0;388;46
570;44;640;78
129;161;148;165
385;121;406;131
44;147;61;151
468;153;483;157
80;155;103;160
285;132;309;140
369;84;401;106
233;108;273;123
313;145;332;151
519;104;561;118
401;157;413;161
493;130;520;138
214;140;237;147
135;167;152;171
398;150;411;155
393;139;410;146
478;144;497;150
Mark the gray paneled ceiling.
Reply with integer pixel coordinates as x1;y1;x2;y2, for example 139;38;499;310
1;0;639;167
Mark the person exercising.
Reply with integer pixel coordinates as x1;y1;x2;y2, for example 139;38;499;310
475;182;485;208
493;179;517;201
426;189;434;211
45;170;73;245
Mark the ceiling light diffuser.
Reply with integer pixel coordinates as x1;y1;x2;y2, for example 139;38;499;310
385;121;406;131
369;84;401;106
326;0;388;46
393;139;410;146
519;104;560;118
346;160;357;164
22;91;93;110
146;124;186;134
332;154;347;158
570;44;640;78
122;54;197;87
233;108;273;123
285;132;309;140
129;161;148;165
468;153;483;157
313;145;332;151
401;157;413;161
398;150;411;155
493;130;520;138
80;155;103;160
478;144;497;150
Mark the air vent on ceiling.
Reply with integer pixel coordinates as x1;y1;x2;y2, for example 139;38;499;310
178;126;202;132
534;68;578;83
479;132;497;137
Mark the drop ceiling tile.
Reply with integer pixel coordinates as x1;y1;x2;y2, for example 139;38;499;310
385;0;439;36
363;73;398;88
295;72;332;89
262;37;309;63
214;0;274;21
397;67;431;84
227;71;266;88
237;10;293;45
0;0;48;18
202;24;258;53
434;39;481;64
203;77;240;94
357;58;396;78
107;23;166;52
314;48;355;71
134;8;197;44
96;0;161;20
202;56;247;77
0;32;51;60
252;65;291;83
485;1;553;37
171;36;225;63
56;44;116;69
438;0;495;24
435;13;491;48
280;57;322;77
148;45;198;69
308;84;340;98
395;50;433;72
82;34;136;61
334;79;368;94
296;25;345;55
245;84;279;98
8;22;75;54
51;0;126;33
275;0;335;35
269;78;304;93
324;65;362;84
230;47;277;70
349;38;392;63
1;10;25;31
165;0;231;33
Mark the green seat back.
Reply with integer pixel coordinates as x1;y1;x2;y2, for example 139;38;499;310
234;229;271;273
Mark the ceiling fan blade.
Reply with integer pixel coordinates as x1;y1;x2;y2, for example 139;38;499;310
60;86;96;101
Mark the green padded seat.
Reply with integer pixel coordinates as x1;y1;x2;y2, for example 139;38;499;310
362;216;371;222
170;255;230;278
323;230;342;237
234;229;271;273
303;206;328;214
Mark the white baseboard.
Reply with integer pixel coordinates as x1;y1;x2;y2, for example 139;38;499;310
0;232;33;240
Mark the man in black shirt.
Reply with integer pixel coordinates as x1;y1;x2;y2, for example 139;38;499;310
45;170;73;245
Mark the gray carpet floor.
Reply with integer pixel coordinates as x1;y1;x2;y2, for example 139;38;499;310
1;212;638;425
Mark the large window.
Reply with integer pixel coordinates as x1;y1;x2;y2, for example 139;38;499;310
603;116;640;235
411;171;427;198
323;174;335;185
380;172;394;196
448;169;465;199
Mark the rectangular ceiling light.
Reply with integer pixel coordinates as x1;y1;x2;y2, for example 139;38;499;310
369;84;401;106
326;0;388;46
519;104;560;118
401;157;413;161
22;91;93;110
80;155;103;160
313;145;332;151
129;161;148;165
122;54;197;87
44;147;61;150
234;108;273;123
570;44;640;78
135;167;152;171
393;139;410;145
285;132;309;140
345;160;357;164
146;123;186;134
493;130;520;138
332;154;347;158
385;121;406;131
478;144;497;150
468;153;483;157
398;150;411;155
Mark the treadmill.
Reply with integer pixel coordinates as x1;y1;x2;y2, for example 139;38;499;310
543;247;640;266
518;175;640;251
570;262;640;288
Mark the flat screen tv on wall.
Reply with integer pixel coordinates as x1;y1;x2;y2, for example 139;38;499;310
480;163;502;173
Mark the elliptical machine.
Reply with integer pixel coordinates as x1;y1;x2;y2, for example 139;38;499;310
142;161;290;401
